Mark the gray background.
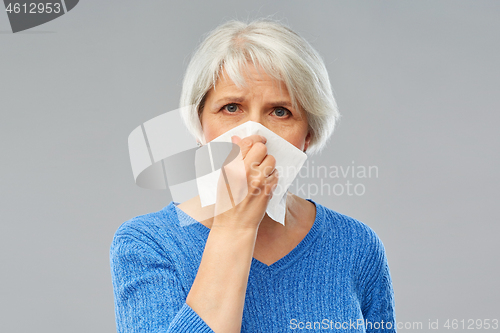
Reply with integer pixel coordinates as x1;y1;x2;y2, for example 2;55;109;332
1;1;498;332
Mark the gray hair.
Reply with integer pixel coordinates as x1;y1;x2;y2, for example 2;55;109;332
179;18;340;155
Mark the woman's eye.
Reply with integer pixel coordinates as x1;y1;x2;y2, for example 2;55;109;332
273;108;291;117
223;104;239;113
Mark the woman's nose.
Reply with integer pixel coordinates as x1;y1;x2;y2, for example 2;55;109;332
247;111;264;125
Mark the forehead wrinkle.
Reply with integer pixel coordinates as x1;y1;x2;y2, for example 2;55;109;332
211;65;302;112
213;95;245;106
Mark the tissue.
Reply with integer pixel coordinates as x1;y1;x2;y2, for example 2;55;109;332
196;121;308;225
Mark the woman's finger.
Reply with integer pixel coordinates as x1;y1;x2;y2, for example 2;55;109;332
257;154;276;178
232;135;266;160
244;141;268;172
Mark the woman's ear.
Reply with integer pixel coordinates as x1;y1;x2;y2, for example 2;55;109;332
303;131;312;153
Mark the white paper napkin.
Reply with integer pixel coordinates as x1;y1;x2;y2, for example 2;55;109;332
196;121;308;225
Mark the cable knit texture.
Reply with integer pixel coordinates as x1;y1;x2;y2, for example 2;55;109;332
110;199;396;332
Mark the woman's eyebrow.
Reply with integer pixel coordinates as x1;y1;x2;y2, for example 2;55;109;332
212;97;295;110
214;97;293;106
267;101;293;108
213;96;245;107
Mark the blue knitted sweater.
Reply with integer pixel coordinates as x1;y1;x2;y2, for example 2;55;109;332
110;199;396;332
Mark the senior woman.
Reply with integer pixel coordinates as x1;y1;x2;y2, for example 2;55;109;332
110;19;396;333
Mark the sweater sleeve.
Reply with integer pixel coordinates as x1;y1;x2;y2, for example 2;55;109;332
358;233;397;333
109;228;214;333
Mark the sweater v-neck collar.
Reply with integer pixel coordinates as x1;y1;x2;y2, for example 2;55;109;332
167;199;325;275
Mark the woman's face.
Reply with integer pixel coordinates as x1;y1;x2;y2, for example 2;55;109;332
200;64;311;152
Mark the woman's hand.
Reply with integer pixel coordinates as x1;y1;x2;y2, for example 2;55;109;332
186;134;279;332
212;134;279;231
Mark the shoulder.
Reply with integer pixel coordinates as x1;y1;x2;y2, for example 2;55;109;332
309;200;389;282
113;207;165;240
315;200;385;253
314;201;392;292
110;202;189;258
316;201;392;285
110;208;164;258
